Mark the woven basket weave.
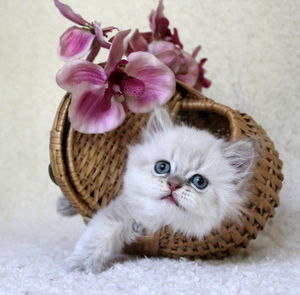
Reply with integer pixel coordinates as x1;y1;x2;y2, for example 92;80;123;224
49;81;283;259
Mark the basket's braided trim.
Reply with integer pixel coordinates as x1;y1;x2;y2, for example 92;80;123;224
49;82;283;259
49;94;92;216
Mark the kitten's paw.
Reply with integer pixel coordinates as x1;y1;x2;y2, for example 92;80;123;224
65;252;107;273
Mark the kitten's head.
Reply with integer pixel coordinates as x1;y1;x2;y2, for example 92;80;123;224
124;108;256;237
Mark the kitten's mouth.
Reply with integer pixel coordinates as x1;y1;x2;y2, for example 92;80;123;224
161;194;180;208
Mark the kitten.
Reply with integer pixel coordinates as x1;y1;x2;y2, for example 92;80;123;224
65;107;256;272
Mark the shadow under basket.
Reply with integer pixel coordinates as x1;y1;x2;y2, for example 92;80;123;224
49;81;283;259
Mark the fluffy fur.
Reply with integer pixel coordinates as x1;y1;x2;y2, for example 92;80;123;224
65;108;256;273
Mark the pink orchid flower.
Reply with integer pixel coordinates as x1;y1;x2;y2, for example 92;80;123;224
149;0;183;48
56;30;176;134
126;0;211;90
127;32;205;89
54;0;117;61
192;46;212;91
148;40;187;75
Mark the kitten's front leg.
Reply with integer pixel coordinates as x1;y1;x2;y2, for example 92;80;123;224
66;197;134;273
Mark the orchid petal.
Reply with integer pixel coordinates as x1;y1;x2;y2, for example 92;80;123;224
56;60;107;92
93;22;111;49
54;0;88;26
69;84;125;134
102;26;119;34
120;77;145;97
176;52;199;87
124;52;175;113
157;17;170;38
149;0;165;34
149;0;172;40
148;40;175;55
128;29;148;53
194;58;212;90
59;26;95;61
127;31;152;56
192;45;201;58
104;29;131;75
140;32;152;43
172;28;183;49
155;50;179;69
86;41;101;62
148;40;185;74
149;11;156;33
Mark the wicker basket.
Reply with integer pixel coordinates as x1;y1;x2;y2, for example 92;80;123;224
49;81;283;259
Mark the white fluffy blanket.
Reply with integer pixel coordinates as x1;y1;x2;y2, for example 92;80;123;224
0;0;299;294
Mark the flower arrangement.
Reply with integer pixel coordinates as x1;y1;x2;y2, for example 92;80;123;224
54;0;211;134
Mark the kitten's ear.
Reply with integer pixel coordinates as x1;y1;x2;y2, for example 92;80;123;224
143;107;174;139
222;139;256;185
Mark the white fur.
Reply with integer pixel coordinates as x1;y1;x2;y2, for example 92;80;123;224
66;108;256;272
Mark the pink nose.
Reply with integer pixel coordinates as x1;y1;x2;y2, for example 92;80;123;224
168;181;182;191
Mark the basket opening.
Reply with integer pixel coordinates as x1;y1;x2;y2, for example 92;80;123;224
176;109;231;139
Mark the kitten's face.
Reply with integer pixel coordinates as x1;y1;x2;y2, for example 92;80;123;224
123;108;255;236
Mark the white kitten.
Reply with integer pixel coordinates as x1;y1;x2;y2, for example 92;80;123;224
66;108;256;272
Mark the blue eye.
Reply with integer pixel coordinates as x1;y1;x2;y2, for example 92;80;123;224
154;161;171;175
190;174;208;190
